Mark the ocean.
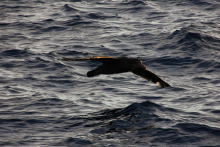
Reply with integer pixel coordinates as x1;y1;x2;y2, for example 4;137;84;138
1;0;220;146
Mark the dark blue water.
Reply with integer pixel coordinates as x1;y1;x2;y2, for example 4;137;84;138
1;0;220;146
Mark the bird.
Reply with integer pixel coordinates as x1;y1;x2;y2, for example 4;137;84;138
62;56;170;88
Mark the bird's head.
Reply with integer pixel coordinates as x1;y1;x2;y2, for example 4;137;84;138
131;59;146;69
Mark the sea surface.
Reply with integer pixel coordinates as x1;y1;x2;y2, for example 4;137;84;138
1;0;220;146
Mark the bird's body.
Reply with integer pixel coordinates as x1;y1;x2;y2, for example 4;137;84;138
63;56;170;88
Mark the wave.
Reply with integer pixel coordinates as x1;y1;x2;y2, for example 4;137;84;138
64;100;219;146
53;137;92;146
168;25;220;45
87;12;120;20
63;4;79;12
86;101;176;133
0;49;30;58
2;96;220;146
41;26;66;32
163;25;220;72
119;0;147;6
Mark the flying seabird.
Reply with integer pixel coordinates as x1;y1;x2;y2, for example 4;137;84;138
62;56;170;88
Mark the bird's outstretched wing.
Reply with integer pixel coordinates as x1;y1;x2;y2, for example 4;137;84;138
132;68;170;88
62;56;118;64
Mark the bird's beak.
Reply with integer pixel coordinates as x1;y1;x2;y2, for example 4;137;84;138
140;63;146;69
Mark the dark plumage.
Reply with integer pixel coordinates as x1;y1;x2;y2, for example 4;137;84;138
62;56;170;88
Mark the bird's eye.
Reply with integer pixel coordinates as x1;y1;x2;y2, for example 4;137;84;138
135;60;140;63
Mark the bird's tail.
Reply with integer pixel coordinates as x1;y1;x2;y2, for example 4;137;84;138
87;70;97;77
87;66;103;77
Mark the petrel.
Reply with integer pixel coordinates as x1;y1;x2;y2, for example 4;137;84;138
62;56;170;88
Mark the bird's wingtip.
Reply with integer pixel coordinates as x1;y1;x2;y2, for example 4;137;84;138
62;57;70;61
157;82;171;88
